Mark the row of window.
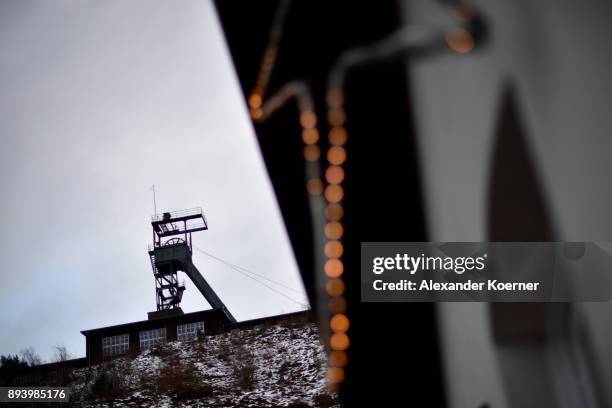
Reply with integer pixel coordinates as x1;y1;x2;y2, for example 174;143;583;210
102;321;204;356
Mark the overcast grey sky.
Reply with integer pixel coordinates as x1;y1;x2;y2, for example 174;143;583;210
0;0;307;361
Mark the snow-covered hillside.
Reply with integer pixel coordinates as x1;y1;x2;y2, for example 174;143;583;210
69;322;339;407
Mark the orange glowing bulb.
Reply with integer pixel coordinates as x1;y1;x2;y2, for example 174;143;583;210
329;350;348;368
446;28;475;54
324;185;344;203
328;297;347;314
329;127;347;146
250;108;263;120
300;110;317;128
248;94;262;109
324;240;344;258
325;203;344;221
326;279;345;297
328;108;347;126
325;259;344;278
302;128;319;145
306;179;324;196
324;222;344;240
327;146;346;165
325;166;345;185
330;333;350;351
304;145;320;162
330;314;350;333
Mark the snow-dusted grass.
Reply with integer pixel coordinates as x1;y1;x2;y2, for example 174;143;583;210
69;322;339;407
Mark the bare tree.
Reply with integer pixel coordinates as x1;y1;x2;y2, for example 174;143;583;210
19;347;42;367
53;345;70;362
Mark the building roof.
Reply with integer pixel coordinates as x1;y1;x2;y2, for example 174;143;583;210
80;309;313;337
80;308;225;336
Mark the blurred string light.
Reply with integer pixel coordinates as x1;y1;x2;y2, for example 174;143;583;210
244;0;340;392
250;78;342;388
321;1;486;387
323;87;349;386
327;4;486;91
245;0;487;392
247;0;291;118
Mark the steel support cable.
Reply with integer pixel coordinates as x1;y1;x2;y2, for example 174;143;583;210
193;246;308;307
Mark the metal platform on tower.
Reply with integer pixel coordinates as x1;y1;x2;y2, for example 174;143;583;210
148;207;236;323
151;207;208;241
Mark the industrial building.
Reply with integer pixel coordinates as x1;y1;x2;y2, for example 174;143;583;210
0;310;311;386
81;309;230;366
0;207;311;386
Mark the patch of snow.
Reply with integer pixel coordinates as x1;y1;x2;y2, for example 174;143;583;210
67;322;339;407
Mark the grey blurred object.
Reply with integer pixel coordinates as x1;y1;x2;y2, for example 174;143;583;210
402;0;612;407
